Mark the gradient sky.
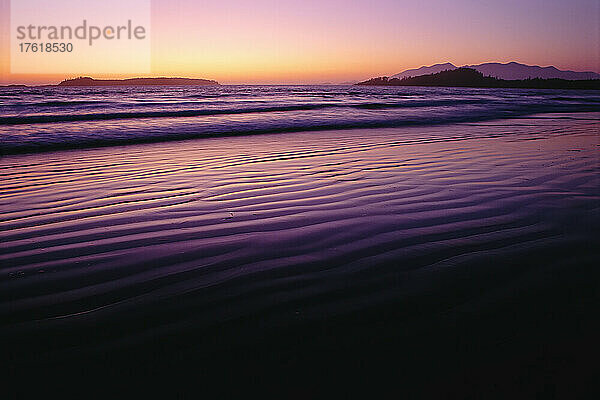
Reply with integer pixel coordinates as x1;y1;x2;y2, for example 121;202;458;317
1;0;598;84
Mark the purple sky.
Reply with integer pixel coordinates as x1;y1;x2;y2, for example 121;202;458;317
1;0;598;83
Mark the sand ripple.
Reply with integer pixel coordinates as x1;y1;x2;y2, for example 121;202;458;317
0;114;599;365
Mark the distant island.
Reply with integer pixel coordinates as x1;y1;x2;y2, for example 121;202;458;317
58;77;219;87
391;61;600;80
358;68;600;90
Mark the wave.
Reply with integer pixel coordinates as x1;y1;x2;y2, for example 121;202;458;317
0;99;494;125
23;100;111;107
2;107;600;155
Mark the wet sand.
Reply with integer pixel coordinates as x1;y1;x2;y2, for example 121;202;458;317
1;113;599;397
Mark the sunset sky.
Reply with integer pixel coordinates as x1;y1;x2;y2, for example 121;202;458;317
1;0;598;84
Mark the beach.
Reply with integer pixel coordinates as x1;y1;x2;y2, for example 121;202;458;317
1;111;599;396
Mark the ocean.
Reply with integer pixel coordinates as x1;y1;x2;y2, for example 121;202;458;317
1;85;599;154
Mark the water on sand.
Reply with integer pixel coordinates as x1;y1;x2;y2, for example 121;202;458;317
1;108;599;396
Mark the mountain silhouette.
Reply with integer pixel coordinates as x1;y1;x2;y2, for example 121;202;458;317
391;63;457;79
391;62;599;81
357;68;600;89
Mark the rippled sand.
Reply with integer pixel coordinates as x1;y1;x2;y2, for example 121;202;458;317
1;113;599;396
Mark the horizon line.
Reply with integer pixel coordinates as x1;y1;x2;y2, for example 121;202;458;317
3;60;600;86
